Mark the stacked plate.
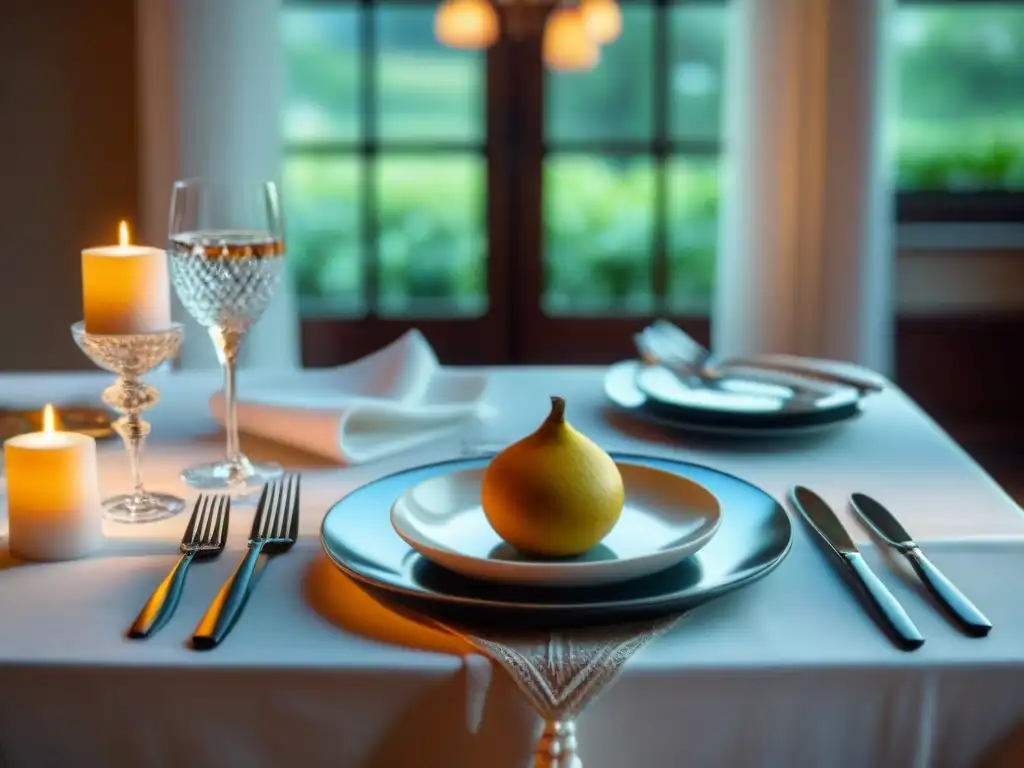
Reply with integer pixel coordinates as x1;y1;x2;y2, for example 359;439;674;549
320;453;793;628
605;360;869;437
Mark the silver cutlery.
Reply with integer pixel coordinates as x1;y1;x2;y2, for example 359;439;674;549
636;324;831;398
192;473;300;650
851;493;992;637
790;486;924;651
639;320;884;395
128;494;230;639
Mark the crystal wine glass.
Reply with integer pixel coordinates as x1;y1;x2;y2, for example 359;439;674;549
168;178;286;490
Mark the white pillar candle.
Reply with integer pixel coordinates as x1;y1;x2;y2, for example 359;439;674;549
4;405;102;561
82;221;172;335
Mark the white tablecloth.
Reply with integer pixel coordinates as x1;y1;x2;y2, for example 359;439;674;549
1;368;1023;767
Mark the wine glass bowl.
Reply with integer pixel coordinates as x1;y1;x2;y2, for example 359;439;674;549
168;180;286;490
169;230;285;331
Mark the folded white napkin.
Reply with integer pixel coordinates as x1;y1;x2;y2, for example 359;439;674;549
209;330;489;465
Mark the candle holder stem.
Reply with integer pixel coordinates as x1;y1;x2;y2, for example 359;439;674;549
107;376;152;501
72;322;186;524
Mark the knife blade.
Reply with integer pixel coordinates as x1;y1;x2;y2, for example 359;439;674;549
851;493;992;637
790;486;924;651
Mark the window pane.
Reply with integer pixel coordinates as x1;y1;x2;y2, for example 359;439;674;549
669;5;726;142
282;6;361;143
546;4;654;142
544;155;655;315
375;155;487;317
896;6;1024;191
667;157;719;311
376;6;485;142
284;156;364;316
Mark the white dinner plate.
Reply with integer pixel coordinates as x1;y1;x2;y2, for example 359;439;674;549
389;461;722;588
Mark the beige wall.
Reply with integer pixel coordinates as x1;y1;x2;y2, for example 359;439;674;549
0;0;138;370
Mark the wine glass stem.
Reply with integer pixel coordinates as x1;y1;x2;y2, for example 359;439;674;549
210;326;244;466
224;354;240;464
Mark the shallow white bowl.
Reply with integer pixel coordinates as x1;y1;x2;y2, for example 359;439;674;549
389;461;722;588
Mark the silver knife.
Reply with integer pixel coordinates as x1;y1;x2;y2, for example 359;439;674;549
850;493;992;637
790;486;924;651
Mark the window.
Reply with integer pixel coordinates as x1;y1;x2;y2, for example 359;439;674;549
282;1;1024;365
282;5;487;318
543;4;722;317
896;2;1024;220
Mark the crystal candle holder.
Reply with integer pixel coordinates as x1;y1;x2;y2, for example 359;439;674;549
71;321;185;523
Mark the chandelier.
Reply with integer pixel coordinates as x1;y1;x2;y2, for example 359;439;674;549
433;0;623;71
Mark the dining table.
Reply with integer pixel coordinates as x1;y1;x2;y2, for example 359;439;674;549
2;364;1024;768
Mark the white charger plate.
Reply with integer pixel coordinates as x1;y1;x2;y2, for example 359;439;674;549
389;461;721;588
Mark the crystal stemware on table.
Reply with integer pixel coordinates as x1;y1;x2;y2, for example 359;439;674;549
71;322;185;523
168;178;286;490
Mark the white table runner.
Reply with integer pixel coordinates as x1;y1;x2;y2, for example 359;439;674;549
1;367;1023;767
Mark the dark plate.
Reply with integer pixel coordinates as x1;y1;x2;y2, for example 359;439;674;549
320;453;793;629
606;361;862;436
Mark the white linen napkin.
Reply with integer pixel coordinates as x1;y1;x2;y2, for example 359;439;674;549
209;330;488;465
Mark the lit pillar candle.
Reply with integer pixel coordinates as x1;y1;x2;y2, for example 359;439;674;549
4;405;102;561
82;221;172;334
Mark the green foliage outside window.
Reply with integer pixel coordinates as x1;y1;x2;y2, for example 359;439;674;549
282;4;1024;315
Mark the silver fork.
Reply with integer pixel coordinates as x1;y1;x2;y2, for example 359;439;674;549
192;473;301;650
128;494;230;639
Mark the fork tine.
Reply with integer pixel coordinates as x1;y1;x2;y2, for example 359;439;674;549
250;483;271;539
261;480;280;538
282;474;297;538
288;474;301;541
216;496;231;547
274;475;293;539
199;497;215;544
196;497;211;546
182;496;203;545
270;478;285;539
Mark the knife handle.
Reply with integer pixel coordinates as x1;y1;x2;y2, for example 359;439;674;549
719;358;883;394
128;552;195;639
192;544;263;650
842;552;925;651
905;547;992;637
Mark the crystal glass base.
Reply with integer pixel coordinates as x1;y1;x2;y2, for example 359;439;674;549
181;455;283;490
104;492;186;524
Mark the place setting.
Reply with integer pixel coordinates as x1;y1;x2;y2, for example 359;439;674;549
311;386;996;765
319;393;795;765
605;320;885;438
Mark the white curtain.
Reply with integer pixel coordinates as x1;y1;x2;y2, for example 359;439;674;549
713;0;895;375
135;0;300;370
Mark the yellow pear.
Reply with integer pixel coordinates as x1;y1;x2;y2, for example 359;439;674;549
481;396;625;558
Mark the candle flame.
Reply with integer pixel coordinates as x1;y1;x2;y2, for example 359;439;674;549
119;220;130;247
42;404;56;434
